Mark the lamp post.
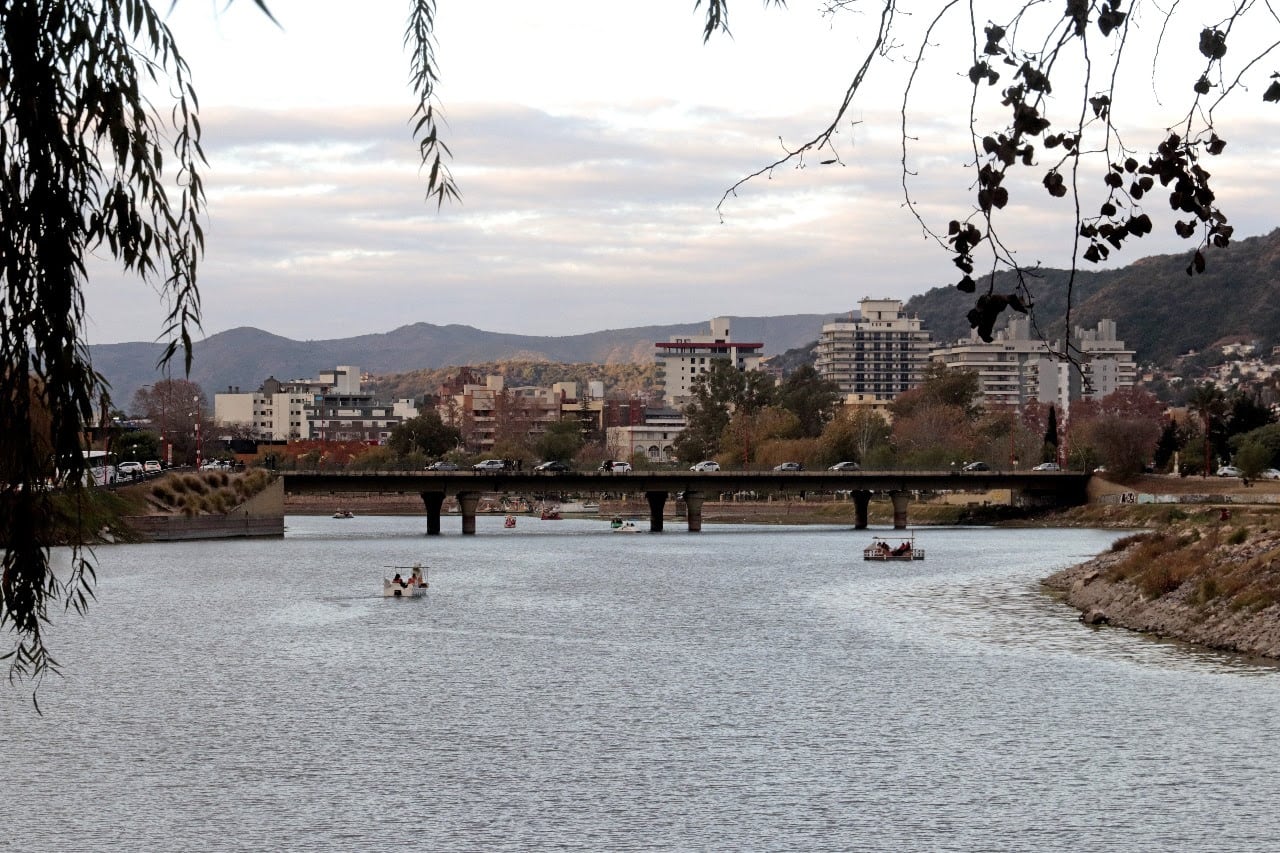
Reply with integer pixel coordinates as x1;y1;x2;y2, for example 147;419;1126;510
193;396;201;468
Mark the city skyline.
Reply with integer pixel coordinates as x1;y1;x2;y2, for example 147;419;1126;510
83;1;1280;346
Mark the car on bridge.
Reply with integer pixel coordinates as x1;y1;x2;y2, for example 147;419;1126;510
427;460;459;471
828;461;860;471
473;459;508;471
599;461;632;472
690;460;720;472
773;462;803;472
535;460;571;472
1032;462;1061;471
961;461;990;472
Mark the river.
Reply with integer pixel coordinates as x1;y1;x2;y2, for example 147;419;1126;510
4;518;1279;851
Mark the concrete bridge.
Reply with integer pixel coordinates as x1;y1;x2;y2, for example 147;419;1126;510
282;469;1091;534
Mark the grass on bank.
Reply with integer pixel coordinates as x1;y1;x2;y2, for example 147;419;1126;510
145;468;272;517
1098;506;1280;613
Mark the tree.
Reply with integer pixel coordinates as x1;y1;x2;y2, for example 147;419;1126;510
1187;382;1229;475
132;379;207;466
818;408;891;467
388;412;462;459
535;418;586;463
1043;405;1060;463
774;366;840;438
673;361;777;463
1;1;446;693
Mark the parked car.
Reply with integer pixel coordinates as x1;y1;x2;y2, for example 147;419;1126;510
473;459;507;471
535;460;571;472
599;461;632;472
773;462;803;472
690;460;720;472
143;460;162;474
200;460;231;471
1263;468;1280;480
117;461;144;478
1032;462;1061;471
1216;465;1242;477
962;461;990;472
426;460;459;471
828;461;861;471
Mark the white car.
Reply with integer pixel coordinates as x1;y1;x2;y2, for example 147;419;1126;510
473;459;507;471
117;461;144;477
607;461;632;472
690;461;720;472
143;460;162;474
1032;462;1061;471
1262;468;1280;480
1216;465;1242;478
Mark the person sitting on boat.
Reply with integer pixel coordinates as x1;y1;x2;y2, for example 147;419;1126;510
392;572;408;588
892;542;911;556
877;541;892;556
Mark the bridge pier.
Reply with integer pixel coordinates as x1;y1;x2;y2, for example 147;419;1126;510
890;490;910;529
852;490;871;529
421;491;445;535
645;491;666;532
684;491;704;532
457;491;480;535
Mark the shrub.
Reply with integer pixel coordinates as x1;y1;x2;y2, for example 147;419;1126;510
1228;527;1249;545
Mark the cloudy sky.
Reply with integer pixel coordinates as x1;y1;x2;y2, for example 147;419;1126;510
83;1;1280;345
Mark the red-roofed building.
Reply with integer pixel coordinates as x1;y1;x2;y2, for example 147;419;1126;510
655;317;764;409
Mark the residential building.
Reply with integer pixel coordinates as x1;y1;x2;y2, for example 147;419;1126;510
606;409;686;463
655;317;764;408
815;299;934;404
929;317;1137;414
214;365;403;443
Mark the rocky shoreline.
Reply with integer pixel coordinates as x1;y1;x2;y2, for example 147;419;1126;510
1043;506;1280;660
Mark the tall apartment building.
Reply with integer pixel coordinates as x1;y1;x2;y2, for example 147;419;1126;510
654;317;764;409
930;316;1137;414
815;299;934;404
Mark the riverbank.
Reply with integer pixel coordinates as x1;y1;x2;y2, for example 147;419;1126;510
1044;503;1280;659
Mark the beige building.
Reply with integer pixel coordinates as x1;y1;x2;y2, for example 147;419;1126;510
930;317;1137;414
655;317;764;409
815;299;934;404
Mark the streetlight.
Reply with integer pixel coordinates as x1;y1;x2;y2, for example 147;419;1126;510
193;396;201;468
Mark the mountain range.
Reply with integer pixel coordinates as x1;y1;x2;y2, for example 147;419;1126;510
92;227;1280;408
92;315;835;408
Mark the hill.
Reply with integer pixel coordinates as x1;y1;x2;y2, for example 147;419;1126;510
91;314;836;409
906;228;1280;362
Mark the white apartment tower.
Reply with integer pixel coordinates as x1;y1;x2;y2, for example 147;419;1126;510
815;299;934;402
654;317;764;408
929;317;1137;414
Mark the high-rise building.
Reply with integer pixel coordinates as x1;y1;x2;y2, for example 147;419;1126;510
654;317;764;409
815;299;934;404
929;316;1137;414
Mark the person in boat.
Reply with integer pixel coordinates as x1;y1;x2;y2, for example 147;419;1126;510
877;541;892;556
392;572;407;588
892;542;911;556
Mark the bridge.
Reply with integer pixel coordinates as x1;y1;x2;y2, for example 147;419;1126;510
281;469;1091;534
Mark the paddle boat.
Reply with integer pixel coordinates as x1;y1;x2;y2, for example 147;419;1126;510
613;519;642;533
504;515;517;528
383;563;429;597
862;536;925;561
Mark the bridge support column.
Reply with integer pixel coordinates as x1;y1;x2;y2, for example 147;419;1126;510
457;491;480;535
421;491;446;535
852;490;871;529
890;490;910;530
645;491;666;532
683;491;705;532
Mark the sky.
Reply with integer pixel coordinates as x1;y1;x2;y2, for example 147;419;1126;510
83;0;1280;345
